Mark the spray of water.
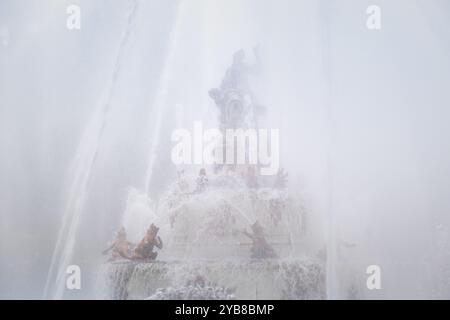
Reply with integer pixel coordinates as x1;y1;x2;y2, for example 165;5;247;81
43;0;140;299
144;1;186;194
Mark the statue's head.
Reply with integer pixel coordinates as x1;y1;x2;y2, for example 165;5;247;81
147;223;159;238
208;88;221;101
251;221;263;234
199;168;206;176
233;49;245;64
117;227;127;239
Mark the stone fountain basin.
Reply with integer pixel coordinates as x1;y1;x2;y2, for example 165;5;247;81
101;258;325;300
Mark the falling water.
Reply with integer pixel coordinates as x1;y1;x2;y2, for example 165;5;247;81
144;1;186;195
43;0;140;299
317;0;335;300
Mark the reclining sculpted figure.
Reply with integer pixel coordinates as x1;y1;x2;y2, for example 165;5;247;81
131;223;163;261
102;227;133;261
242;221;277;259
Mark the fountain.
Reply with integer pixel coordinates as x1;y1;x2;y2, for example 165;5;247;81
98;47;326;300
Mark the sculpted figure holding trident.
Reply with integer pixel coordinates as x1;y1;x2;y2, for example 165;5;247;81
208;46;267;175
208;46;264;131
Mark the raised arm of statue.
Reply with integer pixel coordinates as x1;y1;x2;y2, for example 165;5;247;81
246;45;262;75
242;230;255;241
155;236;163;249
102;242;115;255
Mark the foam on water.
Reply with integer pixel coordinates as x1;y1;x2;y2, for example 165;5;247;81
99;258;325;300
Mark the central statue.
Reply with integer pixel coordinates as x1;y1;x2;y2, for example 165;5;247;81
208;47;265;175
208;46;264;131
